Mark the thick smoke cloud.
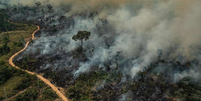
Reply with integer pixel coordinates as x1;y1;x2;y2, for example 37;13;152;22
3;0;201;81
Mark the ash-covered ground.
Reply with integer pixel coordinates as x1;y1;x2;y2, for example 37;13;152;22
1;0;201;100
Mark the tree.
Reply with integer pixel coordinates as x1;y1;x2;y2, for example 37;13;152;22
2;34;9;43
0;13;6;31
0;34;10;55
72;31;91;49
0;13;13;31
35;2;41;8
47;4;53;13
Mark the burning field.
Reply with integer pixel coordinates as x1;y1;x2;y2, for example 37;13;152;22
1;0;201;100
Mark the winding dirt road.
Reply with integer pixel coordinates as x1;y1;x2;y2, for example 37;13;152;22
9;26;68;101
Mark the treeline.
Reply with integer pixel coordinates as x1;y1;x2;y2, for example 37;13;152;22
0;13;15;32
0;11;21;55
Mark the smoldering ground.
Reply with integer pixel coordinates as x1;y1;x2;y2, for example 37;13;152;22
3;0;201;84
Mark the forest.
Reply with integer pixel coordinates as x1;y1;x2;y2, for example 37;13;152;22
1;0;201;101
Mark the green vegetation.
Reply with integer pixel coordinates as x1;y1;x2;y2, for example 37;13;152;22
0;62;29;99
15;86;58;101
15;88;38;101
0;63;36;99
72;30;91;49
0;57;58;101
0;13;59;100
0;62;35;95
65;67;201;101
0;16;37;99
66;71;107;101
42;87;58;100
128;71;201;101
0;34;10;55
15;57;38;71
174;78;201;101
0;13;15;32
0;61;15;84
0;23;37;64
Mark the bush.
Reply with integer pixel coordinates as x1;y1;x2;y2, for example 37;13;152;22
0;65;17;84
0;34;10;55
186;96;200;101
15;88;38;101
42;87;58;99
66;72;107;101
0;13;15;32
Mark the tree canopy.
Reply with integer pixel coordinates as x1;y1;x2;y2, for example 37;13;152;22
0;13;14;32
72;31;91;48
72;31;91;41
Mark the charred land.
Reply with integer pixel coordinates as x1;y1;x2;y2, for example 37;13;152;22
1;0;201;101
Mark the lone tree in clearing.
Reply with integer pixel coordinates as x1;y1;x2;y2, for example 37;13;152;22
72;31;91;49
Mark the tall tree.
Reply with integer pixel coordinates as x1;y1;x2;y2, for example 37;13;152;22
72;31;91;49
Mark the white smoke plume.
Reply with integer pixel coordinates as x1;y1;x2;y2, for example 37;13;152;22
3;0;201;81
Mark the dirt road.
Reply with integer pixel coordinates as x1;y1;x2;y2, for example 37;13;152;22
9;26;68;101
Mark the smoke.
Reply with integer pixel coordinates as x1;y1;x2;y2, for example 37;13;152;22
3;0;201;81
118;91;132;101
174;69;201;83
106;0;201;78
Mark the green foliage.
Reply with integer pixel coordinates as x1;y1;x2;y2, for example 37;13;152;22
12;41;17;46
2;34;9;43
0;34;10;55
66;72;107;101
0;64;17;85
15;75;32;90
42;87;58;99
17;37;24;47
0;13;15;32
0;61;34;87
15;88;38;101
72;31;91;41
172;78;201;100
0;21;59;100
0;63;33;99
72;30;91;48
16;57;39;71
0;60;5;65
0;43;10;55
